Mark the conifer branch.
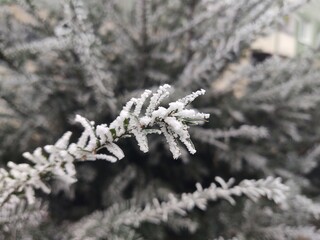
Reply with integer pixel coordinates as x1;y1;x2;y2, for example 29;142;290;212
0;85;209;206
70;176;289;240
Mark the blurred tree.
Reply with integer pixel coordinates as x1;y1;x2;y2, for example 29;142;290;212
1;0;320;239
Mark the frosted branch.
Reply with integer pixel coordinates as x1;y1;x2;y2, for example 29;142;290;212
190;125;268;150
0;85;208;205
70;177;289;239
121;177;288;227
3;37;72;57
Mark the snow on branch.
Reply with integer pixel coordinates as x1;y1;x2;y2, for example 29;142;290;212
123;177;289;226
3;37;72;57
190;125;268;150
150;6;217;44
70;176;289;239
0;85;209;206
0;199;47;235
192;125;268;141
176;0;307;90
257;226;320;240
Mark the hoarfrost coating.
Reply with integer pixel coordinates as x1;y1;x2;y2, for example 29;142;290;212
0;85;209;206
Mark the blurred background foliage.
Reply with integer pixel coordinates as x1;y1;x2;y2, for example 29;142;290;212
2;0;320;239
